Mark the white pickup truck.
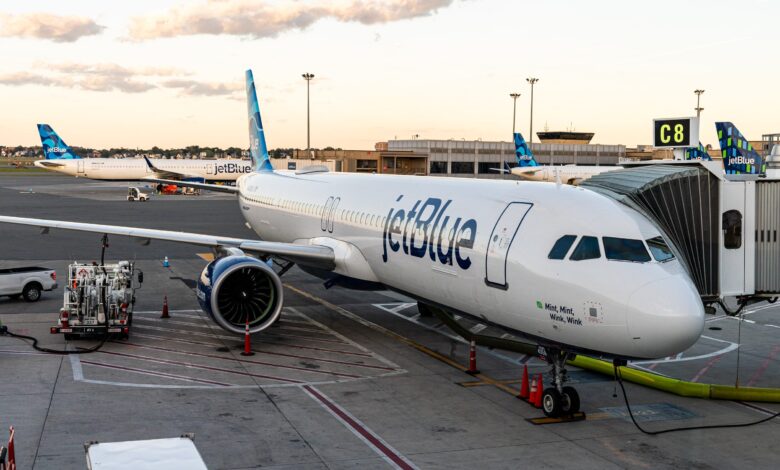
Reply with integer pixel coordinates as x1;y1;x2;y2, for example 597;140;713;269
0;266;58;302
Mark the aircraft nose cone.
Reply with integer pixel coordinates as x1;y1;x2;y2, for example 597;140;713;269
627;276;704;359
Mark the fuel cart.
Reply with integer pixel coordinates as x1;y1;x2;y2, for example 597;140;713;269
51;261;143;339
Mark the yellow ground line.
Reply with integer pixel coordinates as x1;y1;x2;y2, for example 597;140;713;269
197;253;215;261
284;283;521;397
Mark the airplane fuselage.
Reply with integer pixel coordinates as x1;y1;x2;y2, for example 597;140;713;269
236;171;704;360
513;165;619;185
34;158;252;181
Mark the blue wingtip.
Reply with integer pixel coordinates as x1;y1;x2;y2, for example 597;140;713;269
245;69;273;172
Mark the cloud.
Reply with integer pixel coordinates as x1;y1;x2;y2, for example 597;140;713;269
0;64;231;96
128;0;454;40
0;13;104;42
163;79;243;97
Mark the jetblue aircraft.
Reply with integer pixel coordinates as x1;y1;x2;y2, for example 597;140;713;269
507;133;620;185
0;71;705;417
34;124;252;182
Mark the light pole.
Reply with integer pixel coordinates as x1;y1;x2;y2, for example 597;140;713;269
509;93;521;134
694;89;705;118
302;73;315;154
526;78;539;143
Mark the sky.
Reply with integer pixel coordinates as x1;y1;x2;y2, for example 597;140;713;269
0;0;778;150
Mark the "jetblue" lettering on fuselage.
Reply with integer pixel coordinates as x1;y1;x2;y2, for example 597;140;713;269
381;195;477;270
215;163;252;175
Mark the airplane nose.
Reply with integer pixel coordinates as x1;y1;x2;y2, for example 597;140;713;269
627;276;704;359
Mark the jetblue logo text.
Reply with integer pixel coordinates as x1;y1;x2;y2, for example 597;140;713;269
730;156;755;165
215;163;252;175
381;196;477;270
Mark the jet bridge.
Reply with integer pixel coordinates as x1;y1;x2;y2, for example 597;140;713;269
581;161;780;308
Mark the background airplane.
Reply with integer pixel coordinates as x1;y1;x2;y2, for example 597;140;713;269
0;71;705;418
34;124;252;182
716;122;766;175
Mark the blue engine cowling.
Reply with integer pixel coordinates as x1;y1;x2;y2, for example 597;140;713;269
196;255;283;334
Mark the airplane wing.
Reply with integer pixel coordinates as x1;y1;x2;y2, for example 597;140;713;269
511;167;545;179
35;161;67;168
141;177;239;194
142;156;203;181
0;215;334;269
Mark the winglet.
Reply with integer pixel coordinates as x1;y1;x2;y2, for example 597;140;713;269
37;124;82;160
245;70;273;172
143;156;159;172
514;132;539;167
716;122;766;175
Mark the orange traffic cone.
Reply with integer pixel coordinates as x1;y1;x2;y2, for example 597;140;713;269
528;375;538;405
533;374;544;408
518;364;530;399
241;320;255;356
160;295;170;319
465;339;480;375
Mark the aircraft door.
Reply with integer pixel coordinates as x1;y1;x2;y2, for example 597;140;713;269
321;196;334;231
327;197;340;233
485;202;533;289
77;160;85;174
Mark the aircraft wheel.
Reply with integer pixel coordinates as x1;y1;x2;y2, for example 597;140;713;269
541;387;562;418
561;386;580;414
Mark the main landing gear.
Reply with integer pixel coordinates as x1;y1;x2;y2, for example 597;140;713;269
539;347;580;418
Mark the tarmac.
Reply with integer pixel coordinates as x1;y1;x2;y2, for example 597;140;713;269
1;174;779;469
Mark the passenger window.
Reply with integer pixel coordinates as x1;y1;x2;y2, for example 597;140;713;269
570;236;600;261
723;210;742;249
646;236;675;262
548;235;577;260
603;237;651;262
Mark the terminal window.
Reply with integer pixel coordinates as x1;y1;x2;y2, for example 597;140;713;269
451;162;475;174
430;161;447;174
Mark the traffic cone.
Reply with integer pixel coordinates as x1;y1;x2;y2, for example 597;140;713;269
163;256;170;268
528;375;538;406
518;364;530;399
241;320;255;356
533;374;544;408
160;295;170;319
465;339;480;375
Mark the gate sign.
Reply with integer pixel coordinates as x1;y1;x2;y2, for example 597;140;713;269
653;117;699;148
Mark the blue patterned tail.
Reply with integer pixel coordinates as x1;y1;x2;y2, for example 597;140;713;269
245;70;273;172
716;122;765;175
513;132;538;167
37;124;82;160
684;142;712;161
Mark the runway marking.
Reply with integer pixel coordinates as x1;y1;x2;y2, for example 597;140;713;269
80;360;234;386
690;355;724;383
134;315;338;337
130;333;397;371
746;345;780;387
119;341;363;378
132;323;350;346
632;336;739;365
285;285;522;398
93;348;304;383
302;385;418;470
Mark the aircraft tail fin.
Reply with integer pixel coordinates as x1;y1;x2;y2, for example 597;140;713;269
37;124;82;160
716;122;765;175
245;70;273;172
684;142;712;161
514;132;539;167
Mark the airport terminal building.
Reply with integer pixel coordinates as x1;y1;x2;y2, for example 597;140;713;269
293;132;626;178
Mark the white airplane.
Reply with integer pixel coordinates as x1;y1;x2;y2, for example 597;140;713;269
507;133;619;185
0;71;705;417
34;124;252;182
507;133;715;185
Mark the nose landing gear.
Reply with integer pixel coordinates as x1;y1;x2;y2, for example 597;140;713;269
539;348;581;418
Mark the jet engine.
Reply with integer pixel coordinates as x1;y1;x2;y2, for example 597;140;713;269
196;254;283;334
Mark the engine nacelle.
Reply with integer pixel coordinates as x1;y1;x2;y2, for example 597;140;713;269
196;255;283;335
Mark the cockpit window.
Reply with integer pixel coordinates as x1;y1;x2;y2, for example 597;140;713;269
570;236;600;261
548;235;577;260
603;237;651;262
646;236;675;262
